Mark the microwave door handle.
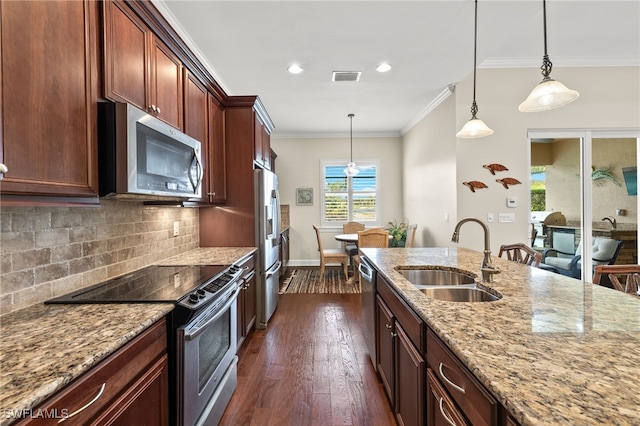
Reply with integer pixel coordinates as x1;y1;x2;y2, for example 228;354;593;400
188;148;202;194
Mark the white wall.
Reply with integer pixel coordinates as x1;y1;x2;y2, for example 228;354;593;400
453;66;640;252
402;94;458;248
271;136;403;266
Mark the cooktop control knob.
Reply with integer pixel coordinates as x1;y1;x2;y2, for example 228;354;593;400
196;289;206;298
188;293;200;304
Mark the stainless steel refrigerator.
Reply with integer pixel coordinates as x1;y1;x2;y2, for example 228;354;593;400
254;169;281;328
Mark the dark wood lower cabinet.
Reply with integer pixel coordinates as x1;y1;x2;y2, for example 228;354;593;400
236;253;257;350
427;368;469;426
376;278;425;426
376;294;395;407
396;325;425;426
15;319;169;425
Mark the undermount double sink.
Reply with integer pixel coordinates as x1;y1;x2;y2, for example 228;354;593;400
395;267;502;302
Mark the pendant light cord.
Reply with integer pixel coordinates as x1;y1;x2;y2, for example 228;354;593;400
470;0;479;119
540;0;553;81
348;113;354;162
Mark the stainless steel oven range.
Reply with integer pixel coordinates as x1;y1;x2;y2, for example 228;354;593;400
46;262;246;426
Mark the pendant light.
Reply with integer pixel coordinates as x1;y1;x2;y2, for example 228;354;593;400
343;113;359;177
456;0;493;139
519;0;579;112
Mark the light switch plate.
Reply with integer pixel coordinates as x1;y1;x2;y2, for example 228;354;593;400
173;221;180;237
506;197;518;208
487;213;495;223
498;213;516;223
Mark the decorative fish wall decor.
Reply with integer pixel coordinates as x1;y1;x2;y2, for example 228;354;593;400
496;177;521;189
463;181;488;192
483;163;508;175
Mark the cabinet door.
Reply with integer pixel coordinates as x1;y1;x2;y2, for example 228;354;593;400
207;94;227;203
427;368;470;426
243;270;257;337
262;125;271;170
0;0;99;200
254;114;265;168
395;323;425;426
103;0;149;111
149;36;183;129
376;295;395;406
183;71;208;203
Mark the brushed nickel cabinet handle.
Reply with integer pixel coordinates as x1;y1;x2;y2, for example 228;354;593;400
58;383;105;423
156;106;161;114
439;397;457;426
439;363;465;394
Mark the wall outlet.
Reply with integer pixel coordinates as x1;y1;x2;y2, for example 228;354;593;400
173;221;180;237
498;213;516;223
487;213;495;223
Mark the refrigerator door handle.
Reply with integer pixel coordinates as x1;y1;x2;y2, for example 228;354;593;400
266;261;282;279
271;188;281;238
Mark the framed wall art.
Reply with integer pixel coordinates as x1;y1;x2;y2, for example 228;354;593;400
296;187;313;206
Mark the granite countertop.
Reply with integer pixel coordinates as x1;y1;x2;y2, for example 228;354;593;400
156;246;257;266
0;246;257;425
360;247;640;426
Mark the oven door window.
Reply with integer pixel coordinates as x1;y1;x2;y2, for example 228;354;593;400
198;308;231;391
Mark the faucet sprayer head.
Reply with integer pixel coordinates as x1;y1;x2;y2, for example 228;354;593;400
451;231;459;243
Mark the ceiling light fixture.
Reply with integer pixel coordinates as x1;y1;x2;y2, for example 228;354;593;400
456;0;493;139
518;0;579;112
376;63;392;73
287;64;304;74
343;113;359;177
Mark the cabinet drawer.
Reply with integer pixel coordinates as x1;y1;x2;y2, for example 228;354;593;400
427;368;470;426
427;328;497;426
17;319;167;425
377;275;425;352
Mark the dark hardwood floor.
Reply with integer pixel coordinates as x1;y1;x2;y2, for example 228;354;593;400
220;291;396;425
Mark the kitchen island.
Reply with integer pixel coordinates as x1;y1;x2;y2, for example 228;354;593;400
360;247;640;426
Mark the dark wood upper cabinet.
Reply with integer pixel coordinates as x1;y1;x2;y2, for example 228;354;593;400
183;70;209;203
0;0;99;202
103;0;182;129
207;94;227;203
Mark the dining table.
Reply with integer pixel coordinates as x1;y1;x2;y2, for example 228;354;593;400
334;233;392;284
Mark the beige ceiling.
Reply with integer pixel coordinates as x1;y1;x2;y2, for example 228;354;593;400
154;0;640;137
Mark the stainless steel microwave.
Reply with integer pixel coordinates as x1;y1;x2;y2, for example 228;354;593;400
98;102;202;199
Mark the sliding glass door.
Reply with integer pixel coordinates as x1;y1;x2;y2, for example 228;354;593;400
529;129;639;282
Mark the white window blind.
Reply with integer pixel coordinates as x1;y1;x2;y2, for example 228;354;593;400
321;161;379;227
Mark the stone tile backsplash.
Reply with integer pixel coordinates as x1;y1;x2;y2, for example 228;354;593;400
0;200;199;316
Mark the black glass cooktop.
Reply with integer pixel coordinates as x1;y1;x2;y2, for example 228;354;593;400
46;265;227;304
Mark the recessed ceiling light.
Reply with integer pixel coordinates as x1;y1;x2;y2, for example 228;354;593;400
287;64;303;74
376;63;392;73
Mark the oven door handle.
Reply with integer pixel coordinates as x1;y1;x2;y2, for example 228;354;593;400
184;286;240;341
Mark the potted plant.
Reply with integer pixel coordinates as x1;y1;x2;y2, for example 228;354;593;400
385;219;408;247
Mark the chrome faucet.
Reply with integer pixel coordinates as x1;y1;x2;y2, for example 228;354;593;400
602;216;617;230
451;217;500;282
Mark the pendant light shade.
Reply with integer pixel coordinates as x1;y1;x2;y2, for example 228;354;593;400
343;114;359;177
457;0;493;139
519;0;579;112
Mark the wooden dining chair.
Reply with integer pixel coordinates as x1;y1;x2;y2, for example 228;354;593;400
313;225;349;278
353;228;390;291
593;265;640;294
405;224;417;248
498;243;541;267
342;221;365;255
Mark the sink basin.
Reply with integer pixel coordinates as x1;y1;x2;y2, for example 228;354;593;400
396;268;476;286
418;286;502;302
396;267;501;302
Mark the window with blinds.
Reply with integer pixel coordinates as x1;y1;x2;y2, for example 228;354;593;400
321;161;379;227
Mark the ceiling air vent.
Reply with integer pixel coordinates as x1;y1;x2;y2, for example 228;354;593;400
332;71;361;82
